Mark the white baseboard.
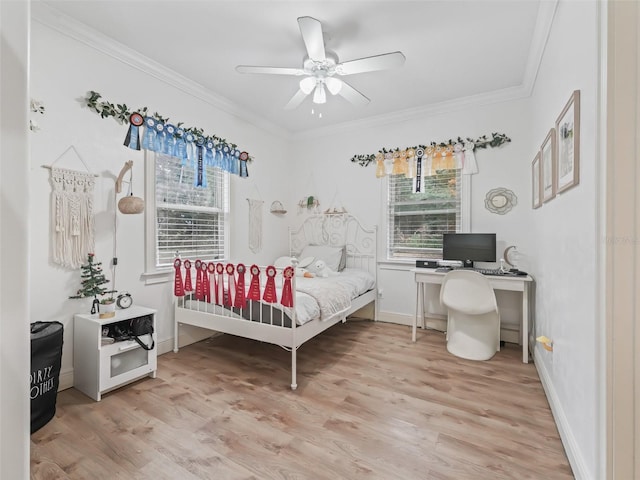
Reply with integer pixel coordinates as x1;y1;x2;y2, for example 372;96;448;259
58;368;73;391
534;345;590;479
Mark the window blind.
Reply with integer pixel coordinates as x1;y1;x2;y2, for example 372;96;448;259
387;169;461;259
155;154;228;267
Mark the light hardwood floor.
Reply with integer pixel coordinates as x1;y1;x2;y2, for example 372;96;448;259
31;320;574;479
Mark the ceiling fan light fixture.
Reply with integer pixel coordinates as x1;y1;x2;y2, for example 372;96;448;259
325;77;342;95
313;84;326;104
299;76;316;95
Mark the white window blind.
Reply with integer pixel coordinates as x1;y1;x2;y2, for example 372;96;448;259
387;169;461;259
155;154;228;268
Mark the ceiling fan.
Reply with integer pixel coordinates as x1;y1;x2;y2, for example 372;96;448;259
235;16;406;110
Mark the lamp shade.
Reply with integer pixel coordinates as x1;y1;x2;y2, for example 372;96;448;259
313;84;326;104
299;77;316;95
325;77;342;95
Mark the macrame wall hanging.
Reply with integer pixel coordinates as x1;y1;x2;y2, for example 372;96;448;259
247;198;264;253
44;146;97;269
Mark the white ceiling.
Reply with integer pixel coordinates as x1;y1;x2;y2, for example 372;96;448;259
38;0;546;136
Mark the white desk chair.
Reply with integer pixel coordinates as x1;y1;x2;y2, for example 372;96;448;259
440;270;500;361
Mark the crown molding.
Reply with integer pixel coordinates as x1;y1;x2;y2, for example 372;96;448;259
31;2;290;140
32;1;557;142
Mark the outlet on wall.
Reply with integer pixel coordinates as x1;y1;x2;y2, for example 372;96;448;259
378;289;383;298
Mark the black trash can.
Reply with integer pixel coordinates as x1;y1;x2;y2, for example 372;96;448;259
30;321;64;434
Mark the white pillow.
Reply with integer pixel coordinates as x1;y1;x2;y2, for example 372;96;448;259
299;244;345;272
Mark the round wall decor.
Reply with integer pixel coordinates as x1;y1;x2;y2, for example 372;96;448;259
485;187;517;215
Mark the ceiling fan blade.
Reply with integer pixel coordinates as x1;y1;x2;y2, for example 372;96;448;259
284;89;309;110
336;51;406;75
337;80;370;106
297;16;326;61
236;65;305;76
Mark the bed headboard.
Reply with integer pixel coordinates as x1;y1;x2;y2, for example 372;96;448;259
289;214;377;275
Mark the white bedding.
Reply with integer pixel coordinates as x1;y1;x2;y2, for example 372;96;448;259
182;268;375;326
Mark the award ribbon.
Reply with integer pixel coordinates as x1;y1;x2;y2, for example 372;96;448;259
262;266;278;303
175;128;187;164
123;112;144;151
183;259;193;292
153;122;165;153
414;148;424;193
201;262;210;303
239;151;249;178
194;259;203;300
142;117;157;151
164;124;176;157
224;264;235;307
216;263;225;305
234;263;247;308
280;266;294;307
247;264;261;301
173;258;184;297
194;136;207;187
207;262;216;303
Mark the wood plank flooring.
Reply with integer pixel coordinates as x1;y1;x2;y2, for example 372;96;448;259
30;320;574;479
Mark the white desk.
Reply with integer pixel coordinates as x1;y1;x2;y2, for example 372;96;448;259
412;268;534;363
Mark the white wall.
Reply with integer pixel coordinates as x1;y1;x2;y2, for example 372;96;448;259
527;1;600;478
29;19;290;388
0;1;31;478
289;97;535;333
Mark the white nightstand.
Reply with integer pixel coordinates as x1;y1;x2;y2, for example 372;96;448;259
73;305;157;401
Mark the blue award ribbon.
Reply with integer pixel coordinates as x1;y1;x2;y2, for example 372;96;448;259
184;132;196;165
153;122;165;153
205;138;215;166
142;117;157;151
230;149;240;175
174;128;187;164
214;145;224;169
222;145;231;172
194;144;207;188
164;124;176;157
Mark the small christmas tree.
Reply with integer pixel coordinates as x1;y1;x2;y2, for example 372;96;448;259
70;253;115;313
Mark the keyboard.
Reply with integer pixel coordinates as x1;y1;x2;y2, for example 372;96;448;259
474;268;503;276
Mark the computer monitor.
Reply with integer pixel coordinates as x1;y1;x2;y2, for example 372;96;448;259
442;233;496;268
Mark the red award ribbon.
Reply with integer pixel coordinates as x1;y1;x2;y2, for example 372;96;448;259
207;262;216;303
194;259;203;300
173;258;184;297
263;265;278;303
248;265;261;301
183;259;193;292
234;263;247;308
201;262;210;303
281;266;294;307
225;264;235;307
216;263;225;305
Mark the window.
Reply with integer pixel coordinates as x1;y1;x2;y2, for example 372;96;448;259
387;169;468;260
145;152;228;276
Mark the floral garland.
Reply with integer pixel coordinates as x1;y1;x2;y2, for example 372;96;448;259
83;91;253;178
350;132;510;167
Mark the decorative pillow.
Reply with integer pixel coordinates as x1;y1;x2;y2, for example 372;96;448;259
299;244;345;272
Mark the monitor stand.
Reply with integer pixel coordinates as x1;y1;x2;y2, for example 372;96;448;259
462;260;474;268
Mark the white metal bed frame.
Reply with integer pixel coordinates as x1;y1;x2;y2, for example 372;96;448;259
173;214;377;390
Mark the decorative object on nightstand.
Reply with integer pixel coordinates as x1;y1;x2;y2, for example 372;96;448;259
99;298;116;319
116;292;132;309
69;253;116;315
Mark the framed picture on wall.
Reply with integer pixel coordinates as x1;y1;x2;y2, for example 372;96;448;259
532;152;542;209
555;90;580;193
541;128;557;203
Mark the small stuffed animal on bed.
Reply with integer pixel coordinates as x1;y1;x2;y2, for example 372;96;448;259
309;259;339;278
295;267;314;278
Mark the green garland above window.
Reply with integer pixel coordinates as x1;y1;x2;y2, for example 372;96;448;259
83;91;252;180
349;132;511;168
